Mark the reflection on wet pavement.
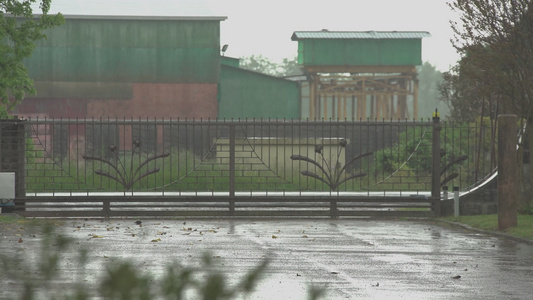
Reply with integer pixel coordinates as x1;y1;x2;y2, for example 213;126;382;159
1;218;532;299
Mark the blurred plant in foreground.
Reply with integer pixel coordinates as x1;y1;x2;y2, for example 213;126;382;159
0;223;324;299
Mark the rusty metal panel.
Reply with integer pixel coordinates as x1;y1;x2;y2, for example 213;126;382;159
32;82;133;99
25;18;221;83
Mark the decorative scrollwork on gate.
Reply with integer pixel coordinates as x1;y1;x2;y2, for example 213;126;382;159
291;139;372;191
83;139;170;190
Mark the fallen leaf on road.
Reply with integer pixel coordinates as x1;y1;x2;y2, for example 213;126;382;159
272;235;278;239
18;238;23;243
151;238;161;242
452;275;461;279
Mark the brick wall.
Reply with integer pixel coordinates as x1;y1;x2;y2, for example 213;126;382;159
87;83;217;118
15;83;218;119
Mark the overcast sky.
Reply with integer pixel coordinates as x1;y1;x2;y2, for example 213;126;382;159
45;0;461;72
210;0;461;71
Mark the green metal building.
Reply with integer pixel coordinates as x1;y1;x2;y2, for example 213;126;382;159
292;31;428;67
17;15;226;119
17;13;300;120
218;59;300;119
291;31;430;120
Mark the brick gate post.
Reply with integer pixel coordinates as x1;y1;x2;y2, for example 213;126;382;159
497;114;518;230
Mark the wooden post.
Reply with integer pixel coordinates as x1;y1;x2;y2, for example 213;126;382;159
369;94;375;120
413;79;419;120
360;79;366;120
351;95;356;120
309;77;315;120
398;79;407;119
389;94;396;119
361;94;367;120
323;94;328;120
356;96;362;120
331;95;334;120
343;96;347;120
336;95;341;120
498;114;518;230
376;94;383;120
384;94;390;120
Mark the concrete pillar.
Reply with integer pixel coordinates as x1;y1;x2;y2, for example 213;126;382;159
497;114;518;230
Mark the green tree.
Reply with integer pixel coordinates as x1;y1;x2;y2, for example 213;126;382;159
0;0;64;116
438;56;499;123
416;62;448;119
278;56;303;77
240;55;302;77
445;0;533;211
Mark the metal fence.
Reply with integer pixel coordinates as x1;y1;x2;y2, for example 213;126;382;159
0;117;497;217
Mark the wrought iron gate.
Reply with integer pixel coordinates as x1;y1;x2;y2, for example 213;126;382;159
0;117;496;218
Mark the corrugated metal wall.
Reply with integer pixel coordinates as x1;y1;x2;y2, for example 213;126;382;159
18;17;222;119
298;39;422;66
26;18;221;83
218;66;300;119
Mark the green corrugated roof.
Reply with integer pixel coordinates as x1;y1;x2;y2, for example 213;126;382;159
291;31;430;40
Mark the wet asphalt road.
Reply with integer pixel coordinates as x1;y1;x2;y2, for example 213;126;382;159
2;217;533;299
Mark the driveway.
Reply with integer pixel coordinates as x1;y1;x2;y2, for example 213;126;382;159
1;217;532;299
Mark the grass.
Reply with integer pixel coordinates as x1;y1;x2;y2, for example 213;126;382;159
0;215;22;224
442;214;533;240
0;215;64;227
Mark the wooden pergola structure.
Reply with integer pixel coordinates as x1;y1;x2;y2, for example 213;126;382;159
292;31;430;121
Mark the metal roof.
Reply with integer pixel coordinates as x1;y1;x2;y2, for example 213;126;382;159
58;15;227;21
30;0;226;20
291;31;431;40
